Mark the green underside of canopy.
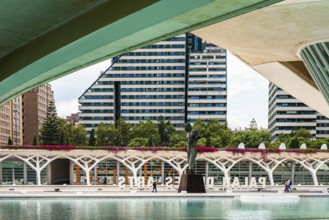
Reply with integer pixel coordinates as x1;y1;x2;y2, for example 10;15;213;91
0;0;281;104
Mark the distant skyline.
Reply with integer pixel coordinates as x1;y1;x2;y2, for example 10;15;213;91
50;52;269;130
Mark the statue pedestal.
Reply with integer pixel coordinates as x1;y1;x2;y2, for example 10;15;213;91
178;174;206;193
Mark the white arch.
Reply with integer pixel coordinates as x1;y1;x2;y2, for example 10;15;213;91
200;156;245;181
289;156;329;186
246;156;289;186
14;155;60;185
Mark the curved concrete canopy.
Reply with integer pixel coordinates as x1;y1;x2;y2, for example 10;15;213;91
0;0;280;104
193;0;329;117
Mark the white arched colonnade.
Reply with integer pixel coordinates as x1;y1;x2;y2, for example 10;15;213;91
0;149;328;186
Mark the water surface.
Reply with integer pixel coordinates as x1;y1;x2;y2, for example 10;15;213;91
0;197;328;220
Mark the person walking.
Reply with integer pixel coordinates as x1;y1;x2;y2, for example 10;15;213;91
287;178;292;192
152;181;157;193
284;179;289;192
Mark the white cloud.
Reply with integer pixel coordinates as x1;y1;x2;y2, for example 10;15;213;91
56;100;80;118
227;52;268;130
50;60;111;117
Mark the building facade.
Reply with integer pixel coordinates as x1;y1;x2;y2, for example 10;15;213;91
78;34;227;132
22;84;54;145
268;83;329;140
66;113;79;126
0;97;23;145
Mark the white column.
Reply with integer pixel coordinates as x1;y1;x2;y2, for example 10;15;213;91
116;161;120;183
69;161;74;185
248;161;253;184
161;161;165;184
23;162;27;184
93;165;97;185
47;165;51;185
205;161;209;180
291;162;295;184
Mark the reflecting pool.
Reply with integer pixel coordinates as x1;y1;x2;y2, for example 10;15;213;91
0;197;328;220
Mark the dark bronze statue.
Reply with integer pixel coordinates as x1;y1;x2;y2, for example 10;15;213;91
185;123;200;174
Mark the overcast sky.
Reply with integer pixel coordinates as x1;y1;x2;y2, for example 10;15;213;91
50;52;269;130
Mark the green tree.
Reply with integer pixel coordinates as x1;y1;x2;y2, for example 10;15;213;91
249;118;258;130
230;129;271;148
7;136;13;145
59;130;65;145
294;128;312;139
169;132;186;147
193;119;233;147
157;116;175;146
284;128;313;149
95;123;110;146
39;101;60;145
211;137;222;148
131;120;160;146
115;119;132;146
32;134;38;145
128;137;149;147
71;124;87;145
197;137;206;146
174;141;186;148
88;129;96;146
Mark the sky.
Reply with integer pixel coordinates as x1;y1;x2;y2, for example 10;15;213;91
50;52;269;130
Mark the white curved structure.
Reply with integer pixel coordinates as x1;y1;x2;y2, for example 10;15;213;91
1;148;329;186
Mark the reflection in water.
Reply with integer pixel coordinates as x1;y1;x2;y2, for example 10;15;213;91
0;197;328;219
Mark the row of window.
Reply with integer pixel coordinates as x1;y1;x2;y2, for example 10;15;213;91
121;88;184;92
121;81;184;85
189;75;226;78
121;95;184;99
81;95;113;99
188;103;226;107
190;62;225;66
121;102;184;106
121;109;184;114
122;116;184;121
143;44;185;49
189;88;226;92
188;111;226;115
111;66;185;71
104;73;184;78
189;81;226;85
125;52;185;56
189;95;226;99
81;110;113;113
117;59;185;64
189;68;226;72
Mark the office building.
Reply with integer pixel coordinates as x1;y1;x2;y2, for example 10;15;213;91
79;34;227;132
268;83;329;140
22;84;54;145
0;97;22;145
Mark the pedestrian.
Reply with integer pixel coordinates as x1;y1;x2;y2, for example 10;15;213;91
152;181;157;193
284;179;289;192
288;178;292;192
103;176;108;185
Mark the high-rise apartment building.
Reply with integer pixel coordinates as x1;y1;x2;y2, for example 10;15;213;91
79;34;227;132
268;83;329;140
0;97;23;145
22;84;54;145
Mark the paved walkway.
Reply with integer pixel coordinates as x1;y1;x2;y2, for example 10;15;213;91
0;185;328;198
